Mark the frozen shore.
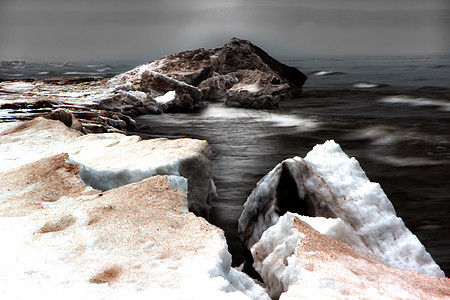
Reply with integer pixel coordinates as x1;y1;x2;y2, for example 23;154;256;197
1;39;448;298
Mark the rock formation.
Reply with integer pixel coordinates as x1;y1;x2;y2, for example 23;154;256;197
0;38;307;133
0;80;137;134
110;38;307;109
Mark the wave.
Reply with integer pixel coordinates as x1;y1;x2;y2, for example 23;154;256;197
200;103;319;131
6;73;25;77
87;64;106;68
311;70;345;76
346;125;448;147
375;155;449;167
352;82;379;89
380;96;450;111
346;125;408;146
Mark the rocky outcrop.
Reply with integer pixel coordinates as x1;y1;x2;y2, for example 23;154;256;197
252;213;450;299
0;81;137;134
238;140;445;281
199;69;290;109
0;39;307;133
110;38;307;109
97;89;162;116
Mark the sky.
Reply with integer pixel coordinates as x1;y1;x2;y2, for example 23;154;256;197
0;0;449;62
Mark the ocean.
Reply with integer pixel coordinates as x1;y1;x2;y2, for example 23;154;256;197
2;55;449;275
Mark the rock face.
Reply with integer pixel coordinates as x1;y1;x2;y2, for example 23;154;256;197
0;119;270;299
252;213;450;299
238;140;445;280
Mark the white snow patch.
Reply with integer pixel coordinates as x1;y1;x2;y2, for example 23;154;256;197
155;91;176;104
230;83;261;93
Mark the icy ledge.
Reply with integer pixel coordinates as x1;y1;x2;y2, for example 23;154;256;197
252;212;450;299
238;140;445;278
0;119;269;299
0;117;214;218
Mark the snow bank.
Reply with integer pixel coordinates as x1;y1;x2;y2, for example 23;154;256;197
0;154;269;299
303;140;444;277
0;117;214;218
239;140;444;278
252;212;450;299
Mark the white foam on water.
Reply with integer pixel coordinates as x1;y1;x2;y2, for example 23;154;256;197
353;82;379;88
375;155;449;167
200;104;319;131
312;70;334;76
380;96;450;111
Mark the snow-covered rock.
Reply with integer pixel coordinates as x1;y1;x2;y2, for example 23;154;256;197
0;79;137;134
0;38;307;132
140;71;205;112
238;140;445;278
0;117;214;218
0;153;269;299
200;69;290;109
252;212;450;299
97;90;162;115
109;38;307;109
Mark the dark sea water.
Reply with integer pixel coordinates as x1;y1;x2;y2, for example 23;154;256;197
2;56;449;276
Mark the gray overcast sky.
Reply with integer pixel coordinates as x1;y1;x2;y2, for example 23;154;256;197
0;0;449;61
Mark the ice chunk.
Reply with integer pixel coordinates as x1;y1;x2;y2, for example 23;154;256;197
0;118;214;218
239;140;444;277
252;212;450;299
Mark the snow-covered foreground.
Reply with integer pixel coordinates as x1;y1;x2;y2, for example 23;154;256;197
1;118;448;299
0;119;269;300
253;213;450;299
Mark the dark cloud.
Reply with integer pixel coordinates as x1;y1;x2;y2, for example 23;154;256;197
0;0;448;61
